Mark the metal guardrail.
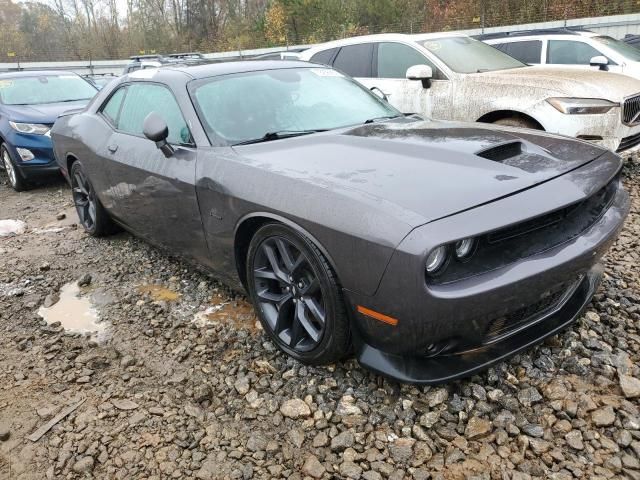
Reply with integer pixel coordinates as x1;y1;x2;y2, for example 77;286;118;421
0;45;314;75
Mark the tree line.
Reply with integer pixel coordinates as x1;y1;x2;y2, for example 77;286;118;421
0;0;638;62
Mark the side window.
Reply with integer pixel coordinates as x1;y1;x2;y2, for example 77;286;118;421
101;87;126;127
547;40;604;65
310;48;338;65
376;42;444;79
332;44;374;78
495;40;542;64
117;83;192;145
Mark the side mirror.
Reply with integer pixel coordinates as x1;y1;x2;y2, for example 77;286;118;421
143;112;174;158
590;55;609;71
370;86;389;102
406;64;434;89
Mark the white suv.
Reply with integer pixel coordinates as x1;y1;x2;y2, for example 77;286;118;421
300;33;640;154
481;29;640;79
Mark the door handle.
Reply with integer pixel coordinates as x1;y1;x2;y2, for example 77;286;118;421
107;145;118;153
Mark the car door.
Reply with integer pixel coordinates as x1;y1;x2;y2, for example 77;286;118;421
354;42;453;119
545;39;621;73
98;82;210;262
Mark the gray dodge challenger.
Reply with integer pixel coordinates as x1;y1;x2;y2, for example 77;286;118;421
51;61;629;384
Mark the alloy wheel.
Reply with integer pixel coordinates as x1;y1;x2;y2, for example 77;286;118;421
71;169;97;231
2;149;17;188
252;236;327;352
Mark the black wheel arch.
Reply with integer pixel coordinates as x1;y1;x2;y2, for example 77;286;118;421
233;212;341;293
477;110;545;130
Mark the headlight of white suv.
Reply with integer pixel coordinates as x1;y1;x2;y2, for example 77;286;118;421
9;121;51;135
546;98;619;115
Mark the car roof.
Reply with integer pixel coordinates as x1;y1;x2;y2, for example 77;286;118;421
0;70;81;79
477;28;596;41
162;60;318;79
301;32;469;55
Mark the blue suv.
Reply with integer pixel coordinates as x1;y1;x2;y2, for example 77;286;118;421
0;71;97;191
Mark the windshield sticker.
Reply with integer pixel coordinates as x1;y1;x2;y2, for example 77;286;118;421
311;68;343;77
0;80;13;88
423;42;441;51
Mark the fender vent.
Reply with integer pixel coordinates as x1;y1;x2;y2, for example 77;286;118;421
476;141;523;162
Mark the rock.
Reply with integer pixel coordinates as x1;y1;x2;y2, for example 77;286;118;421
465;417;492;439
56;213;66;221
566;431;584;450
43;294;59;308
288;429;305;448
522;424;544;438
336;395;362;416
331;431;355;451
196;455;218;479
340;461;363;479
280;399;311;419
619;375;640;399
77;273;92;287
0;424;10;442
72;456;94;474
517;387;543;407
420;411;440;428
592;406;616;427
312;431;328;447
301;454;325;478
120;355;136;368
427;388;448;407
234;377;250;395
112;399;139;411
389;438;415;463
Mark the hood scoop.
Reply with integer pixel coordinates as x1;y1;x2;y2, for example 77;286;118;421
476;141;523;162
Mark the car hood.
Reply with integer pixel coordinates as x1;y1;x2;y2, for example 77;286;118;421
468;66;640;100
233;119;608;226
1;100;90;124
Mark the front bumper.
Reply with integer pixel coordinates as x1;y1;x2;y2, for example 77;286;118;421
3;131;60;180
354;267;602;384
346;156;629;384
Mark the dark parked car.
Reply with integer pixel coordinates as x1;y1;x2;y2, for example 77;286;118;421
0;71;98;191
51;62;629;384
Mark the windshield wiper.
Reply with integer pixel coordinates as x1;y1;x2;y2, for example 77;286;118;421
233;129;328;146
363;114;403;124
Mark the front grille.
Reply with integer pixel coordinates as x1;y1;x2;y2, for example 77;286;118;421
617;131;640;153
623;94;640;126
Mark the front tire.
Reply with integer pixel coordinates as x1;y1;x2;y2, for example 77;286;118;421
247;223;351;365
70;161;115;237
1;145;28;192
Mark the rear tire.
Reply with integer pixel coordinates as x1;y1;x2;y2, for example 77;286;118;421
493;117;541;130
70;161;116;237
246;223;351;365
1;145;29;192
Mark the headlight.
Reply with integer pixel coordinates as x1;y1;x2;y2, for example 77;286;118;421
425;245;448;274
546;98;618;115
454;238;476;259
9;121;51;135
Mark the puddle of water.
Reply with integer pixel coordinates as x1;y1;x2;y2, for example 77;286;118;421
137;285;181;302
0;219;26;237
38;282;107;341
193;299;260;332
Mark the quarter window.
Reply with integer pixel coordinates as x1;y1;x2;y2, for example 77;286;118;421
376;42;444;79
332;44;374;78
547;40;605;65
310;48;338;65
494;40;542;64
117;83;191;145
101;87;126;126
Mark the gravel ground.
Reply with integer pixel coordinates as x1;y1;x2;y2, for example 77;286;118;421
0;161;639;480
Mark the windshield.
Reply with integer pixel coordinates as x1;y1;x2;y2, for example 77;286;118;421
0;75;97;106
594;35;640;62
190;67;400;145
422;36;526;73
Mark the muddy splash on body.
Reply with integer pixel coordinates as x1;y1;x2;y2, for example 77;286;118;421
38;282;107;341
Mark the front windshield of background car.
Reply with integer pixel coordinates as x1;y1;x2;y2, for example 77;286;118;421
421;36;526;73
190;67;401;145
0;75;97;106
594;36;640;62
